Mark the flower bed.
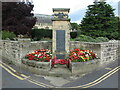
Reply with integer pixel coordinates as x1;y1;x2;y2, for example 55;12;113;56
66;49;99;73
22;49;52;70
22;48;99;75
25;49;52;62
67;48;96;62
23;48;97;64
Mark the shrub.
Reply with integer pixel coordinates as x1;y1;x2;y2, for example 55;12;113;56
40;37;52;41
1;30;16;40
74;35;109;42
95;37;109;42
75;35;95;42
32;29;78;41
31;29;52;41
70;32;77;39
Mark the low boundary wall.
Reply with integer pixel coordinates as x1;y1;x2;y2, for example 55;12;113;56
0;39;119;76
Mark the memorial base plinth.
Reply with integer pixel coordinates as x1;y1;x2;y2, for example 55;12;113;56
70;59;100;75
21;59;100;77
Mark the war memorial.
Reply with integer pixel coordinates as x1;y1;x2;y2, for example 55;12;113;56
1;8;120;78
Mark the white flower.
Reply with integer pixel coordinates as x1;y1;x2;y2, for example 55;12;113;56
38;54;41;57
35;54;37;56
85;54;89;57
74;53;77;55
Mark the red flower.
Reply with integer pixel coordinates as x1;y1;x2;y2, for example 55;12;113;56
77;52;84;56
38;56;43;58
28;57;33;60
25;48;97;63
68;49;97;62
74;48;80;51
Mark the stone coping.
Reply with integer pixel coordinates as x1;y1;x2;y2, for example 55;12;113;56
70;41;119;44
71;59;99;64
31;41;51;43
52;8;70;12
2;40;119;44
52;18;70;21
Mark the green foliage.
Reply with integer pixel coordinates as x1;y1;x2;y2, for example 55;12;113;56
80;1;119;40
70;38;75;41
71;23;79;30
32;29;79;41
31;29;52;41
2;2;36;36
75;35;96;42
74;34;109;42
40;38;52;41
70;23;81;38
1;30;16;40
70;32;77;39
95;37;109;42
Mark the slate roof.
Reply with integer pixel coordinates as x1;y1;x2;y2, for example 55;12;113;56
34;14;52;24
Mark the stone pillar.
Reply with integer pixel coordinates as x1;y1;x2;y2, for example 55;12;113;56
52;8;71;59
18;38;31;64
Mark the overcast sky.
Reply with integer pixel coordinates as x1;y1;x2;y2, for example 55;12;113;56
33;0;119;24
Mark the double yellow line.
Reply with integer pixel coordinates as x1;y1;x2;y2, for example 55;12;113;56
0;61;119;88
0;62;26;80
0;61;54;88
69;66;119;88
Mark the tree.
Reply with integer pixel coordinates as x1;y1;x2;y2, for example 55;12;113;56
80;1;119;39
70;23;81;38
2;1;36;37
71;23;79;31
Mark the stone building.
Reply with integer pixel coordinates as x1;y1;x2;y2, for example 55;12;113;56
33;14;74;32
33;14;52;29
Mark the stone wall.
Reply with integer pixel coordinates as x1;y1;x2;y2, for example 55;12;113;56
0;39;119;65
0;39;52;65
70;41;119;64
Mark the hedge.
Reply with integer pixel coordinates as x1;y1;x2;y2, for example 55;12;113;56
31;29;52;41
31;29;77;41
0;30;16;40
75;35;109;42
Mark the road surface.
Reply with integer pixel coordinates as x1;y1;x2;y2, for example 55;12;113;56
1;59;119;89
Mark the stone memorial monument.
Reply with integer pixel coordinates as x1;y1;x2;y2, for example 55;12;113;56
52;8;71;59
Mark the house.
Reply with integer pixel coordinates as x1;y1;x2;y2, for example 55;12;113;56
33;14;52;29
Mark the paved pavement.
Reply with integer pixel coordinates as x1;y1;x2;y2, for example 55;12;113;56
1;59;120;89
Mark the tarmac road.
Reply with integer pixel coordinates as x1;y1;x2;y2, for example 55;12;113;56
1;59;119;89
63;60;119;88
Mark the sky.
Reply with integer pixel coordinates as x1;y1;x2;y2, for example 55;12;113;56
33;0;120;24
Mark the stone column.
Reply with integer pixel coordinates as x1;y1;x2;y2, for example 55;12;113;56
52;8;71;59
18;38;31;64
